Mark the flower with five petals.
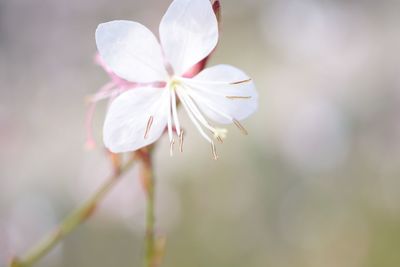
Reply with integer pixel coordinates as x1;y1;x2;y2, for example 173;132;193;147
96;0;258;158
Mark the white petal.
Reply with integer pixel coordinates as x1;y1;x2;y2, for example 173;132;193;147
96;20;168;83
183;64;258;124
159;0;218;75
103;87;169;153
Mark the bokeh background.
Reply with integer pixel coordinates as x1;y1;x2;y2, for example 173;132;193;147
1;0;400;266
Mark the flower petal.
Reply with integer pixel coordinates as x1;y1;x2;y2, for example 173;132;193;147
159;0;218;75
103;87;168;153
96;20;168;83
183;64;258;124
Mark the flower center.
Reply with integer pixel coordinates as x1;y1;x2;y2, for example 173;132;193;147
168;77;181;91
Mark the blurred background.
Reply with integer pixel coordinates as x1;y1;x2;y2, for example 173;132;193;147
1;0;400;266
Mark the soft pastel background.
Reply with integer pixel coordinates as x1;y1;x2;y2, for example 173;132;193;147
1;0;400;266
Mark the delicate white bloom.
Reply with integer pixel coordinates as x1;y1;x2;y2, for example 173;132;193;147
96;0;258;158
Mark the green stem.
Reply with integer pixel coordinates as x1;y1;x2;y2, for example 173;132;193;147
141;150;156;267
10;156;136;267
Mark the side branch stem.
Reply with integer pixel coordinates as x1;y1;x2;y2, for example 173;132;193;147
10;155;137;267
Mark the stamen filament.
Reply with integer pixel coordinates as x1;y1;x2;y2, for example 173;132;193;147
170;89;181;135
180;84;227;141
166;90;174;143
185;90;249;136
176;88;213;143
170;139;175;156
186;90;232;121
180;87;214;130
211;141;218;160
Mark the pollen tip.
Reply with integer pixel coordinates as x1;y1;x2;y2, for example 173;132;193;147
225;95;252;100
213;128;228;142
179;130;184;152
233;119;248;135
230;78;252;85
211;142;218;160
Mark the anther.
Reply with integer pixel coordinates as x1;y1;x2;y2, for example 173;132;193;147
225;95;252;100
211;130;224;144
212;128;227;143
233;119;248;135
179;130;184;152
230;78;252;85
144;116;154;139
211;142;218;160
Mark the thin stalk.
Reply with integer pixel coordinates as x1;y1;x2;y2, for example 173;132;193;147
9;155;137;267
139;149;156;267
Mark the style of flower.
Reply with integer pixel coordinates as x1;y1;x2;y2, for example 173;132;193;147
85;53;139;149
96;0;258;159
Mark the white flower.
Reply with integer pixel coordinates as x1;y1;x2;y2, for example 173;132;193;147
96;0;258;159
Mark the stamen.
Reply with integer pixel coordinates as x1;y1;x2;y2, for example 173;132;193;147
170;139;175;156
230;78;252;85
211;142;218;160
180;84;231;145
180;88;209;126
180;84;222;137
179;77;252;86
186;90;249;138
213;128;228;143
176;88;213;143
144;116;154;139
186;90;233;122
166;90;174;142
171;90;181;135
225;95;252;100
179;130;184;152
233;119;248;135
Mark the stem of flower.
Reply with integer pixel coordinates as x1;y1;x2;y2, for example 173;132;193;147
9;154;137;267
139;149;157;267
